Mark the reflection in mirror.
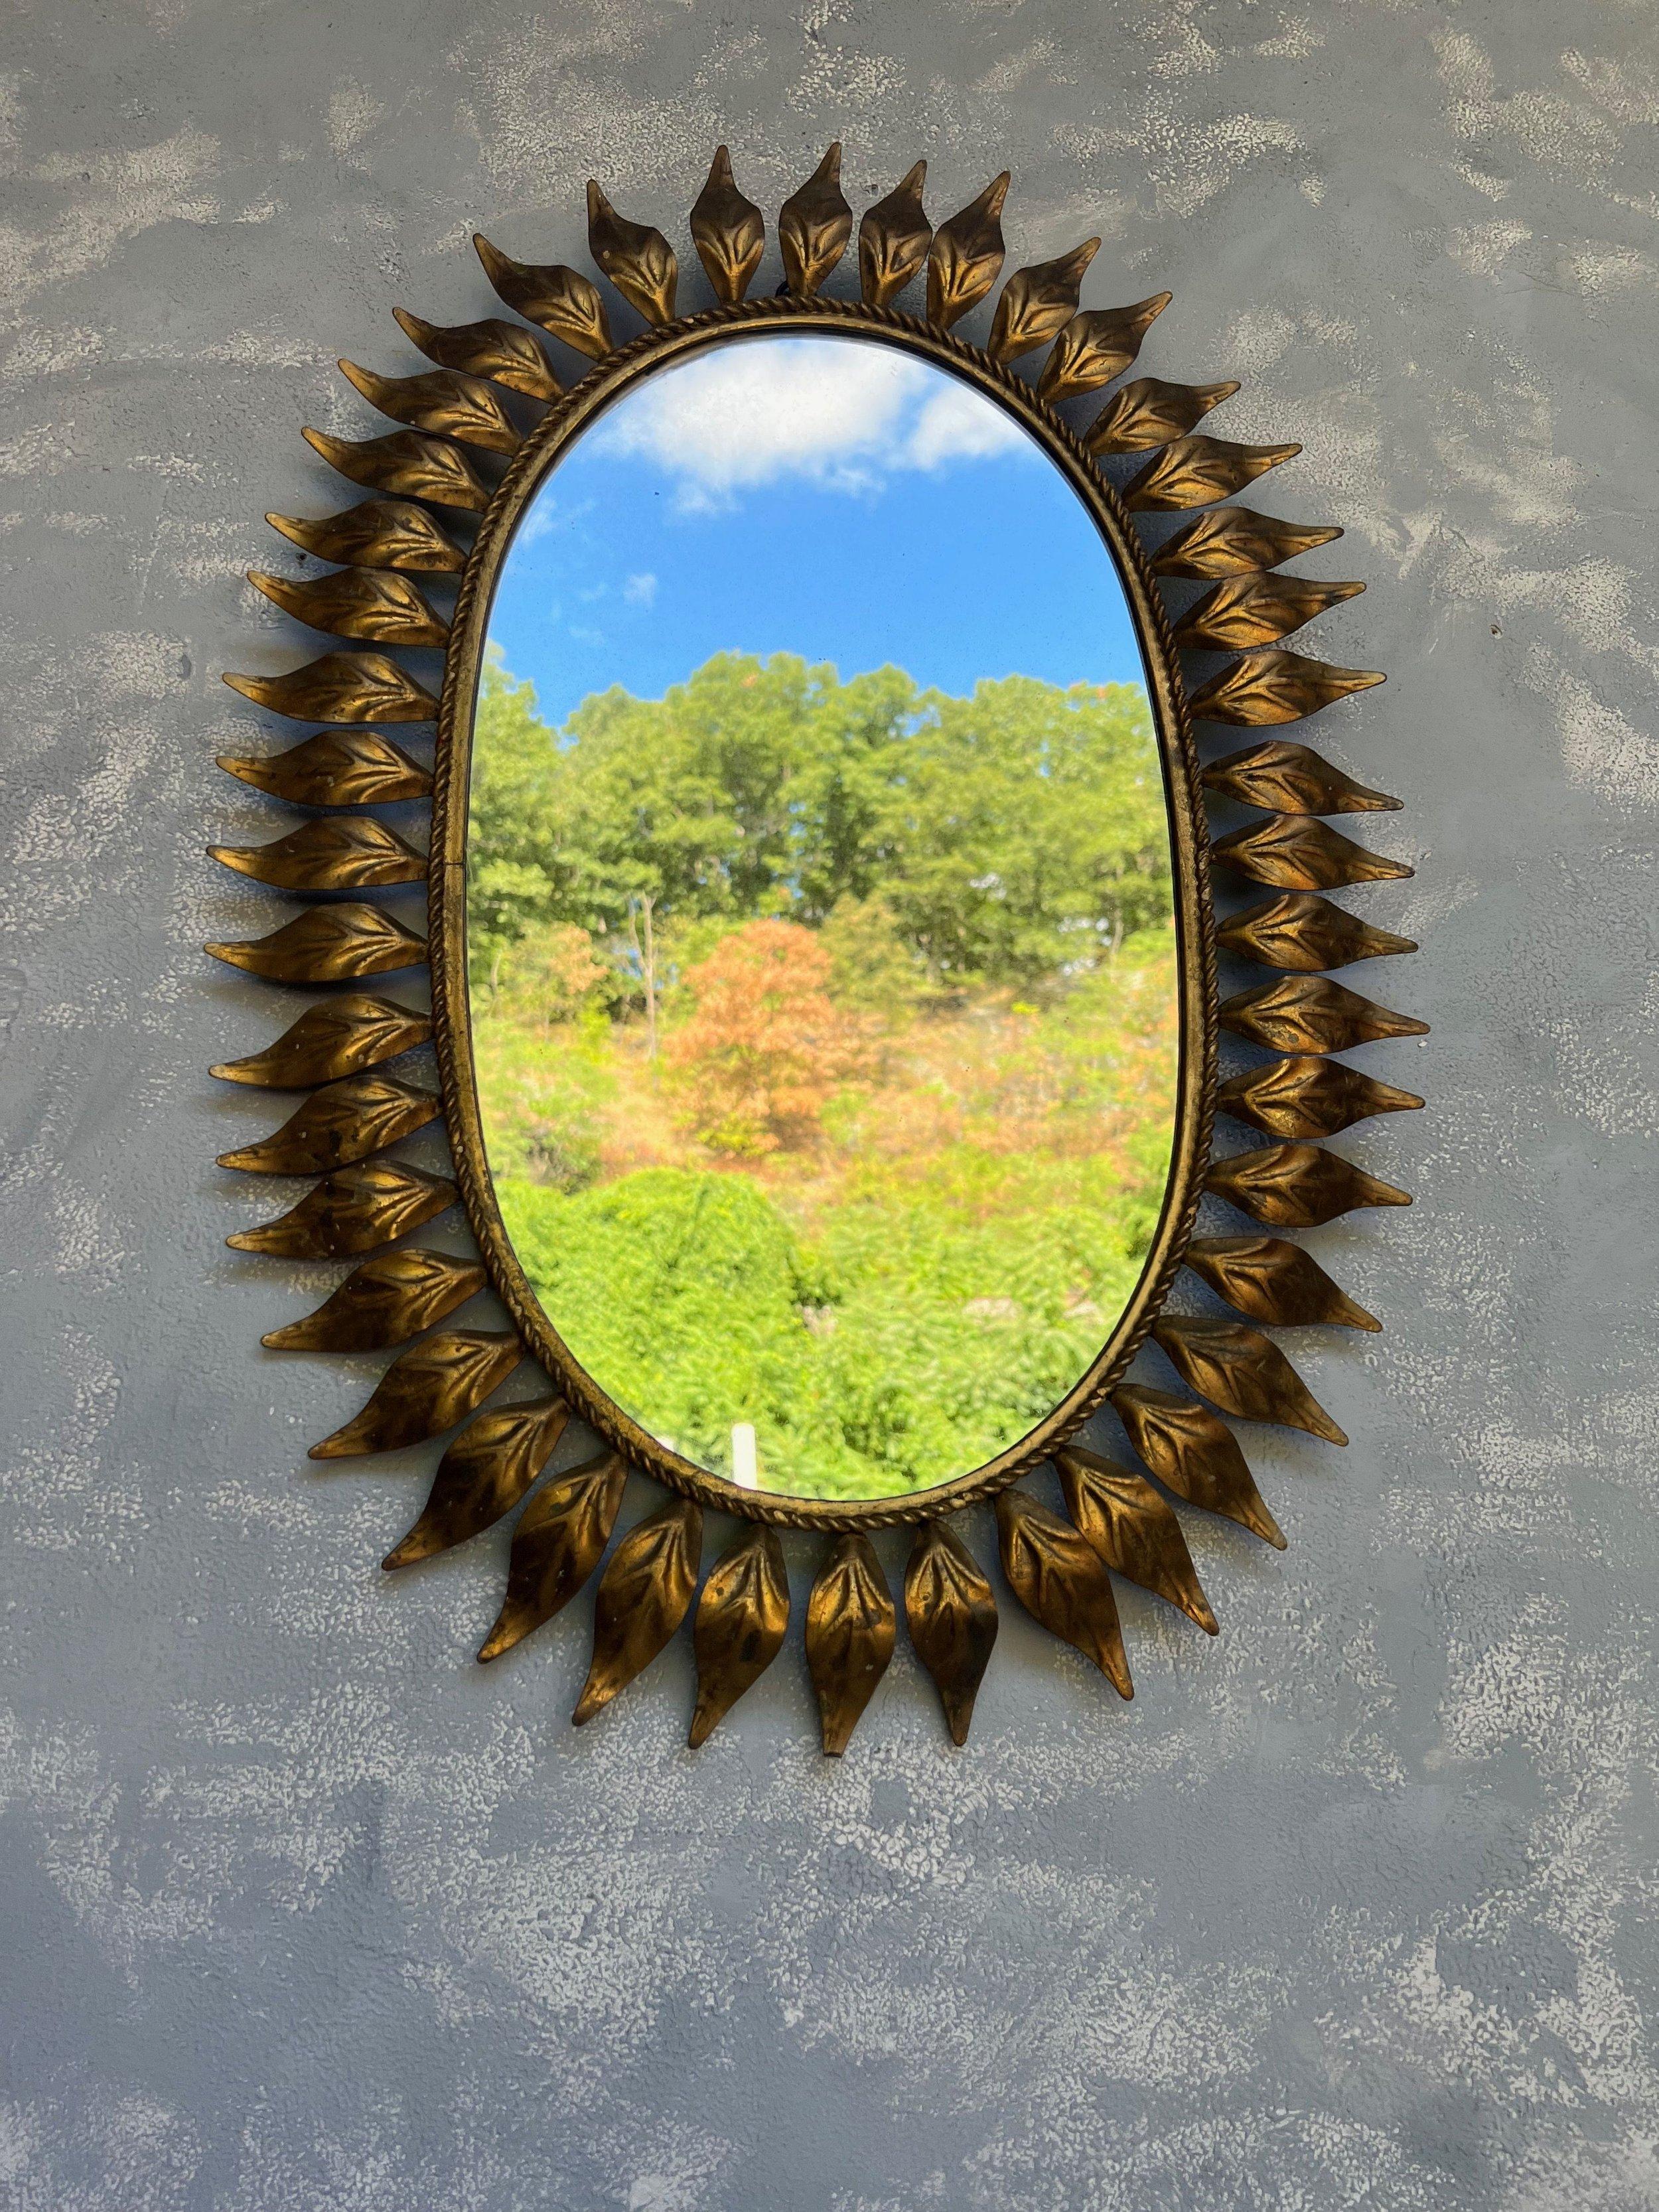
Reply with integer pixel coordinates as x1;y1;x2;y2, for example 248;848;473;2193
467;333;1177;1503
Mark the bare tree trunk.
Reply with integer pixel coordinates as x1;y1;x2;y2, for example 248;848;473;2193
626;893;660;1056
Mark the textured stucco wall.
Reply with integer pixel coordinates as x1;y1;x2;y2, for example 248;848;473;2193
3;3;1657;2206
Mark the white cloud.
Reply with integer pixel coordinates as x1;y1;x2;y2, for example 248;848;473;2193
622;571;658;607
590;336;1028;508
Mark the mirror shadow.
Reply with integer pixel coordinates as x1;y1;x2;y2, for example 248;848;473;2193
467;332;1178;1503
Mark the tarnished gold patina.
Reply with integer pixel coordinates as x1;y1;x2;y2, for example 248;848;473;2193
210;142;1419;1754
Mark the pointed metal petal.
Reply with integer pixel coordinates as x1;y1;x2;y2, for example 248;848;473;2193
1037;292;1171;404
265;498;465;573
573;1497;703;1724
218;729;432;808
309;1328;521;1458
689;1524;790;1746
208;815;427;892
1211;815;1413;890
205;904;426;984
1189;649;1385;727
988;236;1100;364
859;161;930;307
779;143;852;297
926;173;1009;330
301;427;492;512
1184;1234;1381;1331
337;359;521;455
211;994;431;1088
1218;1055;1425;1140
261;1247;485;1352
1153;1315;1346;1444
1150;505;1342;577
904;1520;998;1745
1177;578;1368;654
689;145;766;303
1123;436;1300;513
586;181;678;324
1086;375;1238;455
384;1396;571;1568
1201;738;1397;813
218;1071;438;1173
994;1489;1131;1697
248;565;449;647
1220;974;1429;1054
1111;1384;1285;1548
805;1532;895;1753
1057;1448;1218;1633
228;1159;454;1258
394;308;561;402
1214;892;1417;972
472;233;613;359
477;1450;628;1660
1206;1141;1411;1226
222;650;438;725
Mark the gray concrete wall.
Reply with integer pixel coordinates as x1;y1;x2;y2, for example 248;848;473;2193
3;3;1656;2205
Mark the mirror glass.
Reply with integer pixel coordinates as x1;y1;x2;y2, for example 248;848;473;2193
467;332;1178;1503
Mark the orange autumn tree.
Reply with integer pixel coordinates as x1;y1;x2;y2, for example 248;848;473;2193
668;919;868;1155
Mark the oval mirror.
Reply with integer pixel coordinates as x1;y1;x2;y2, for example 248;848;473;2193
453;328;1191;1506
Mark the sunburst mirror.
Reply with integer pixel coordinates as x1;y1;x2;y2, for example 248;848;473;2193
211;146;1423;1753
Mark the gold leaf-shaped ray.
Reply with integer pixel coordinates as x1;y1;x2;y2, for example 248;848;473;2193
337;360;522;457
859;161;931;308
1184;1234;1381;1332
248;565;450;648
222;650;439;726
689;1524;790;1747
1188;648;1386;727
1152;1315;1347;1445
205;903;426;984
1151;505;1342;578
904;1520;998;1747
208;815;427;893
1220;974;1429;1055
689;145;766;305
309;1328;522;1459
926;172;1009;331
261;1247;484;1352
1087;376;1239;456
266;498;465;574
1123;435;1301;514
301;427;492;514
1110;1383;1285;1548
394;308;561;404
1206;1141;1411;1226
217;1070;438;1174
478;1449;628;1662
227;1159;455;1259
805;1532;896;1755
1056;1448;1217;1633
210;993;431;1089
472;233;613;360
988;236;1100;365
384;1395;571;1569
780;143;853;297
586;180;678;325
1202;739;1398;814
1212;814;1414;891
1218;1055;1425;1141
1037;292;1171;405
573;1497;703;1724
218;729;432;808
1177;578;1368;655
1216;892;1417;972
994;1489;1131;1698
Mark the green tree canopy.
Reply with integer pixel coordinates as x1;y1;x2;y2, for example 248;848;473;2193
468;649;1170;996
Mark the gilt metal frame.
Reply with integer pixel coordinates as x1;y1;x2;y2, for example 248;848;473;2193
211;145;1423;1753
